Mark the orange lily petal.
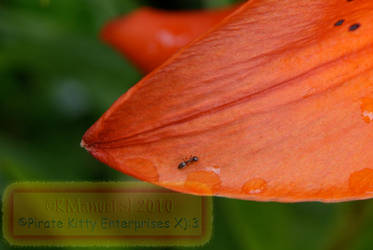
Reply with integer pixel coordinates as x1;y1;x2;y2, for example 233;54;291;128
101;6;235;73
83;0;373;202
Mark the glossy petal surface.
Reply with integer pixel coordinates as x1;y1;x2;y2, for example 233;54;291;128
83;0;373;202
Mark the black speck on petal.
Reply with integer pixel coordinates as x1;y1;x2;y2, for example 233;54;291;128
349;23;361;31
334;19;345;26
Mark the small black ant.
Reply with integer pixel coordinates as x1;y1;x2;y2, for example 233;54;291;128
178;156;198;169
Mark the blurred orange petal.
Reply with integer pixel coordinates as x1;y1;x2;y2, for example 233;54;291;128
101;6;235;73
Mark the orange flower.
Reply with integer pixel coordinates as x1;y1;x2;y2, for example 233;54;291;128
101;6;235;73
83;0;373;202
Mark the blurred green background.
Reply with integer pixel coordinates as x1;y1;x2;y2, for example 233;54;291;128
1;0;373;250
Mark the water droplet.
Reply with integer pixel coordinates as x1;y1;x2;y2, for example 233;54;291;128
184;171;221;194
205;165;221;175
360;97;373;123
241;178;267;195
122;158;159;182
349;168;373;194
